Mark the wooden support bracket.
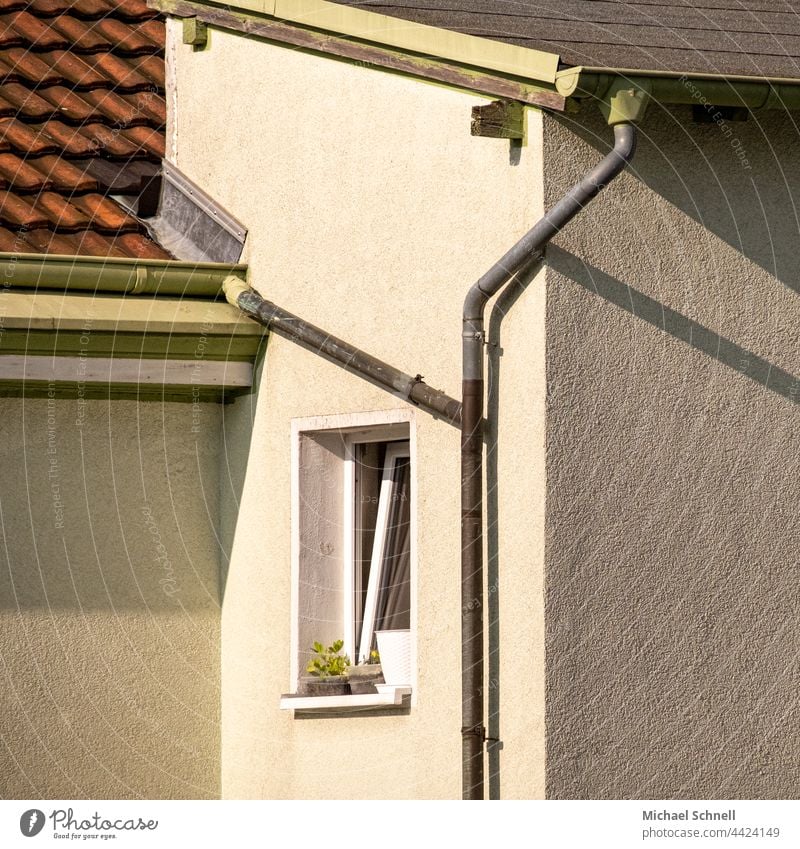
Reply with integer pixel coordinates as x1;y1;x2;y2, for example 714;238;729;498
471;100;525;139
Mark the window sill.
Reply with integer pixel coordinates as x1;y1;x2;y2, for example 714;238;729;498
279;686;411;714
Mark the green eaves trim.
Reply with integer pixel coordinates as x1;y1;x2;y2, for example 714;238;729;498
0;329;263;361
0;382;249;403
0;252;247;299
153;0;564;110
171;0;559;83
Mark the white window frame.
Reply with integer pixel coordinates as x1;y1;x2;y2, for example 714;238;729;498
288;409;417;705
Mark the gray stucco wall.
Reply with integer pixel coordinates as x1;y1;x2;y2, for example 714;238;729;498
544;106;800;798
0;398;221;799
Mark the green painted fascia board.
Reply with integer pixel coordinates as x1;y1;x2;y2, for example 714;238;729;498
0;383;247;402
557;66;800;111
0;329;263;361
0;252;247;299
0;288;265;361
176;0;559;83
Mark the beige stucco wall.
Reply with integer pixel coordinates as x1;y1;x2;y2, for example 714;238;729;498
0;397;220;799
169;20;547;798
544;106;800;798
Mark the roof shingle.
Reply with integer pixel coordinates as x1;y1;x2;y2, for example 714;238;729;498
0;0;169;260
333;0;800;79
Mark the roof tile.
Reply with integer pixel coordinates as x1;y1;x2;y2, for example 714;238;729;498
0;154;55;192
0;11;66;50
33;155;100;193
123;125;165;159
0;191;50;229
46;14;114;53
14;226;170;258
25;0;72;17
0;48;63;86
36;191;93;230
90;17;165;54
68;192;140;232
0;83;55;120
0;0;169;259
30;50;115;89
84;51;159;91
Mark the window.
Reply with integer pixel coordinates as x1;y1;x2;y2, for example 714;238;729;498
284;411;415;709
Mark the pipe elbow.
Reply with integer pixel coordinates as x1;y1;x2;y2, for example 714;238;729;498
463;284;491;323
613;123;637;166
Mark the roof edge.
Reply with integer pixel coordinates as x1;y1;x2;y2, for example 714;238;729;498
0;252;247;299
159;0;559;82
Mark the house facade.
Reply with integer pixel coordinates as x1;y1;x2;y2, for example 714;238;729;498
2;0;800;800
162;6;560;797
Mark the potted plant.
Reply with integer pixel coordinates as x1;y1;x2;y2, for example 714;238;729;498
298;639;351;696
346;649;384;694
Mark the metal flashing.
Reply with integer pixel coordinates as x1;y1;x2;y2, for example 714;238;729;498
162;160;247;243
143;161;248;263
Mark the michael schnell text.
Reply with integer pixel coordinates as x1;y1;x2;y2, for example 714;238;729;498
643;810;736;822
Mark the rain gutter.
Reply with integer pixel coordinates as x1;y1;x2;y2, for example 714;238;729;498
557;66;800;110
0;252;247;299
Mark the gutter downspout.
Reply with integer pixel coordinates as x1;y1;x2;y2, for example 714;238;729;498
461;116;640;800
223;278;462;426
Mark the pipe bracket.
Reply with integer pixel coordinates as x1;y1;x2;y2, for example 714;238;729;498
404;373;425;403
129;266;150;295
461;724;487;741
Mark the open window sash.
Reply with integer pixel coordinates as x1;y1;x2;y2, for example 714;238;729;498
356;442;411;663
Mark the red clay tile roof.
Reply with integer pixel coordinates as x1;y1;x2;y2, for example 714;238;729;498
0;0;170;259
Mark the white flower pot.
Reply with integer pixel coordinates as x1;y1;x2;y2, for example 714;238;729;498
375;629;412;686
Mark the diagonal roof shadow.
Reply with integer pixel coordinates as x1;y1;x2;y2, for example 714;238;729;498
548;246;800;406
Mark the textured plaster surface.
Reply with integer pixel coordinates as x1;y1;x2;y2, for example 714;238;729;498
0;399;221;799
544;106;800;799
171;20;547;798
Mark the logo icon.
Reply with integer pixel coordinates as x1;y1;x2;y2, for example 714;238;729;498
19;809;45;837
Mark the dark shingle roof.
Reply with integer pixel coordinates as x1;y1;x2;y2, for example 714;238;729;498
333;1;800;79
0;0;170;259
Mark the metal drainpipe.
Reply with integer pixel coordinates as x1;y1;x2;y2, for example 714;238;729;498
223;279;463;426
461;121;638;800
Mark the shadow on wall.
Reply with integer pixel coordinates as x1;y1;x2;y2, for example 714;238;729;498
0;398;222;799
218;340;266;604
562;103;800;294
485;257;541;801
547;246;800;405
0;398;222;612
